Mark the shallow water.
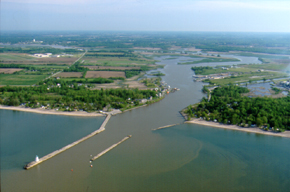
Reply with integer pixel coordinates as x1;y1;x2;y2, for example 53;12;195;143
247;82;272;96
1;55;290;192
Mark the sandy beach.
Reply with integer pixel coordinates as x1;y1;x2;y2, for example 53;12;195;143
0;105;104;117
186;118;290;138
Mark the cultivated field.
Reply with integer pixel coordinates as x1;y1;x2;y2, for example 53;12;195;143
86;71;126;78
0;74;48;85
57;72;83;78
83;56;154;66
0;53;77;65
0;53;36;61
0;68;23;74
83;66;140;70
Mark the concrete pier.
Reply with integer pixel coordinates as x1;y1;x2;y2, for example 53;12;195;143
24;114;111;170
152;123;179;131
91;135;132;161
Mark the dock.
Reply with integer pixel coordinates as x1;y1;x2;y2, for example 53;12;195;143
24;114;111;170
152;124;179;131
91;135;132;161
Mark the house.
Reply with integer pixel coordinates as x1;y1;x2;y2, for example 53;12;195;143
140;99;147;103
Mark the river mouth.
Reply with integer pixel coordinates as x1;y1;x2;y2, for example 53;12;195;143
1;54;290;192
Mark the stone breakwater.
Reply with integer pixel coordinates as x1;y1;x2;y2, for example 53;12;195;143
24;115;111;170
91;135;132;161
152;124;179;131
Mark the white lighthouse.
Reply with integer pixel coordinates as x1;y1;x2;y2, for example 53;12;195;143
35;155;39;162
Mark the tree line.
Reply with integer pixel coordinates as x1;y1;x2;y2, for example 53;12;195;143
0;79;158;111
185;85;290;131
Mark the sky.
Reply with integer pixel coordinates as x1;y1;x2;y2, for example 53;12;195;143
1;0;290;32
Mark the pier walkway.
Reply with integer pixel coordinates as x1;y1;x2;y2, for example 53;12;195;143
24;114;111;169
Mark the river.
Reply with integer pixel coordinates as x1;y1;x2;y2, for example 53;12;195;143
1;55;290;192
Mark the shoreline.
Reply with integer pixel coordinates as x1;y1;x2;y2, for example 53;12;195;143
0;105;104;117
185;118;290;138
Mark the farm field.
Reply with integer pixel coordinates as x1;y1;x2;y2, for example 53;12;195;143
85;71;126;78
1;57;76;65
0;74;48;85
57;72;83;78
82;66;141;70
0;53;36;61
0;68;23;74
0;53;78;65
240;63;290;71
82;56;155;66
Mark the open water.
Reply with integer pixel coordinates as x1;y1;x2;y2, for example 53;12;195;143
1;55;290;192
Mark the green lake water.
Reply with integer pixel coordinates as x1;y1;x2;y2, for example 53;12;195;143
1;55;290;192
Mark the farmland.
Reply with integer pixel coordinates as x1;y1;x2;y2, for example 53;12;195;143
85;71;126;78
0;68;23;74
0;53;36;61
0;53;77;65
83;66;141;70
0;74;48;85
82;51;156;67
57;72;83;78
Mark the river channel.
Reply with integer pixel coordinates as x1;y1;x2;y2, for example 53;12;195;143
1;55;290;192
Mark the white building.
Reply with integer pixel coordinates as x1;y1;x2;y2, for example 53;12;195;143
33;53;52;58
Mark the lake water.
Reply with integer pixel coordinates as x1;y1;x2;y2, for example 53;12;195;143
1;55;290;192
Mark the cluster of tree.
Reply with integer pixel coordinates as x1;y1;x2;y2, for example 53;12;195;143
41;78;114;85
151;72;165;76
0;81;158;111
186;85;290;131
70;78;113;84
125;71;140;78
191;66;213;75
271;87;282;94
63;62;87;72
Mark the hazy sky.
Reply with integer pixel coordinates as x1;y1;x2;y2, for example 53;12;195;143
1;0;290;32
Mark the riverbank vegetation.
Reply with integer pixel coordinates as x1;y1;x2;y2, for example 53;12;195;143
185;85;290;131
0;78;161;112
178;57;239;65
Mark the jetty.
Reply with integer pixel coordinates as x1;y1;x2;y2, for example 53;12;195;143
91;135;132;161
24;114;111;170
152;124;179;131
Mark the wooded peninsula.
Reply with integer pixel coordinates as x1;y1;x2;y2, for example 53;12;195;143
185;85;290;131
